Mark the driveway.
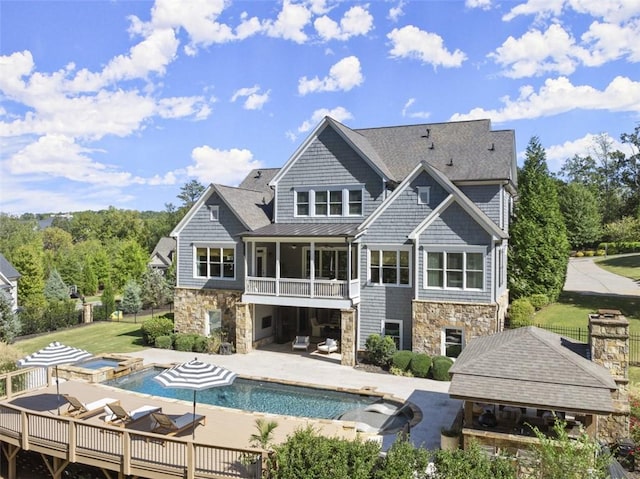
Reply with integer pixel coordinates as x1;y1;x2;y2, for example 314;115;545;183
564;256;640;297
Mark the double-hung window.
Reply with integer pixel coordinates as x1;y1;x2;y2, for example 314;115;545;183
296;191;309;216
425;248;484;290
195;245;235;279
442;327;463;358
369;249;410;286
294;186;363;217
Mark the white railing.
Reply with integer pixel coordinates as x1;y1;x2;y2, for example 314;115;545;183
246;277;355;299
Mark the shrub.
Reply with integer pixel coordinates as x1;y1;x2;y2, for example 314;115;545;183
585;250;595;257
174;333;197;352
431;355;454;381
365;334;397;368
409;353;432;378
528;293;549;310
432;441;517;479
391;351;414;371
509;298;535;328
596;249;606;256
141;316;174;346
373;436;431;479
193;335;209;353
575;251;584;257
155;335;173;349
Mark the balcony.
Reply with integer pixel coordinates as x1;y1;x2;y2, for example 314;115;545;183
244;277;360;308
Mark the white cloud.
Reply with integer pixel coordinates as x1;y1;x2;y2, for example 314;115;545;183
388;1;405;22
296;106;353;133
489;24;584;78
450;76;640;123
298;56;363;95
264;0;312;44
465;0;492;10
387;25;467;68
503;0;640;23
580;19;640;66
186;145;262;185
157;96;210;119
544;132;628;172
401;98;430;119
230;86;270;110
314;5;374;41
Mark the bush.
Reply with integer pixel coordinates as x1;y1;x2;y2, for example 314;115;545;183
193;335;209;353
585;250;595;257
431;356;454;381
409;353;432;378
373;436;431;479
174;333;197;352
155;335;173;349
365;334;397;368
575;251;584;257
391;351;414;371
141;316;174;346
432;441;517;479
509;298;535;328
528;293;549;310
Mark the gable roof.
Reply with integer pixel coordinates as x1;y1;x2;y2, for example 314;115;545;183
149;237;176;267
358;161;508;241
238;168;279;194
449;326;617;414
0;253;20;280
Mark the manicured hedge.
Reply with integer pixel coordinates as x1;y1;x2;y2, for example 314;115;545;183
431;355;454;381
391;351;414;371
155;335;173;349
409;353;432;378
509;298;535;327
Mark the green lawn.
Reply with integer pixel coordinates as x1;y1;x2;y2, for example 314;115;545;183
594;253;640;282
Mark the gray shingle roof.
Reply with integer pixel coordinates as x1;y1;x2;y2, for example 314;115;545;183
0;253;20;280
449;326;617;414
238;168;279;194
242;223;360;238
149;237;176;267
214;184;273;231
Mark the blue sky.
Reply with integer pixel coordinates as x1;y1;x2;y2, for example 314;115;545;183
1;0;639;215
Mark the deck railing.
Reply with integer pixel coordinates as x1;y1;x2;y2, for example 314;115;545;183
245;277;359;300
0;368;48;400
0;403;265;479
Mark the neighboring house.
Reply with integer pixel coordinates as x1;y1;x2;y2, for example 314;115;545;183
449;310;630;449
171;117;517;366
0;253;21;311
149;237;177;274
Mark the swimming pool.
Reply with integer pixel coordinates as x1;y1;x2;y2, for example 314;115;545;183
103;367;380;420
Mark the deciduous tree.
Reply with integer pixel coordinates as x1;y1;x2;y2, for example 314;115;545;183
559;182;602;249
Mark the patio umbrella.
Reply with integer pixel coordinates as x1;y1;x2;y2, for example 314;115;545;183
17;341;92;414
153;358;237;439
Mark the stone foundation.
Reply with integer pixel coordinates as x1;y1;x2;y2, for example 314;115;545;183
173;288;242;345
340;308;356;367
412;292;507;356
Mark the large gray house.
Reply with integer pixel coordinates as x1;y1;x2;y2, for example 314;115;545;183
171;117;517;366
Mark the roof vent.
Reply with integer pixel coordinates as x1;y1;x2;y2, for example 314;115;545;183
447;158;454;166
421;128;430;139
255;170;262;178
428;142;434;150
488;143;495;151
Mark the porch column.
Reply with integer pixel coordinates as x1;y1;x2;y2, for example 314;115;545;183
340;308;356;366
235;303;253;354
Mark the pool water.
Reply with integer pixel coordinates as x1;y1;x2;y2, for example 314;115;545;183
75;358;121;370
104;367;378;419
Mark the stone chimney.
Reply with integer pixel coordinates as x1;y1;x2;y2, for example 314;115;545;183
589;309;630;442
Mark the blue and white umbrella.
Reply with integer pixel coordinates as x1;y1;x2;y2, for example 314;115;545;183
18;341;92;414
153;358;237;438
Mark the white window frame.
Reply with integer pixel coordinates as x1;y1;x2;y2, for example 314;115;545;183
193;243;236;280
208;205;219;221
295;191;310;217
303;246;348;280
424;246;485;291
441;327;464;358
205;309;222;336
368;246;412;287
382;319;403;350
293;186;364;217
417;186;430;205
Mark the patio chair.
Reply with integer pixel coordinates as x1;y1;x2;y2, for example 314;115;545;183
149;412;206;437
292;335;310;351
62;394;119;419
317;338;339;354
104;402;161;427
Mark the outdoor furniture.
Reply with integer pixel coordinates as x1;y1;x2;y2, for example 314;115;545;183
310;317;322;337
62;395;119;419
149;412;206;437
104;402;161;427
317;338;339;354
292;335;310;351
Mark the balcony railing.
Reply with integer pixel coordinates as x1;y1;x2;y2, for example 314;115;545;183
245;277;360;300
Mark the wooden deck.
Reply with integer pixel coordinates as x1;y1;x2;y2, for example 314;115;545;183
0;368;361;479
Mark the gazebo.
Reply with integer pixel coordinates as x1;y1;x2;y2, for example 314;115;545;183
448;326;619;453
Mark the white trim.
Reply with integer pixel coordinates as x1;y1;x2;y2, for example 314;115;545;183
367;245;413;287
382;319;403;350
417;186;430;205
441;326;464;358
293;185;364;218
208;205;219;221
193;244;237;281
423;246;486;291
408;195;454;239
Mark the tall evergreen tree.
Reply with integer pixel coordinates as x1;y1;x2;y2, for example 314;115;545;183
0;292;21;343
12;243;46;308
121;279;142;317
141;267;170;317
509;137;570;302
44;268;69;301
559;182;602;249
101;280;116;318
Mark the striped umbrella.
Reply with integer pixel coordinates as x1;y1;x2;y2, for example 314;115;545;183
18;341;92;414
153;358;237;438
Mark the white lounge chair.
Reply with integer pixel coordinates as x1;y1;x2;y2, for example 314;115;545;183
104;402;161;426
317;338;339;354
62;394;118;419
150;412;206;436
292;335;310;351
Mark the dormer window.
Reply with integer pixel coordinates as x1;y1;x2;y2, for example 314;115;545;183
208;205;219;221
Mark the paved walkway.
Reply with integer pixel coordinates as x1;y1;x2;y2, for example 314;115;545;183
124;344;461;451
564;256;640;297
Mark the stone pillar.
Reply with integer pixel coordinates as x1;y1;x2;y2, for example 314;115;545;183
235;303;253;354
340;308;356;367
82;302;93;323
589;309;630;442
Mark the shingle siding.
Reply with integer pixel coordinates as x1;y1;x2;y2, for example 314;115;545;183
458;184;502;226
359;283;414;350
276;127;384;222
177;194;245;290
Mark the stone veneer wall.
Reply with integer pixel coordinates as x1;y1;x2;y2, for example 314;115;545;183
173;288;242;345
589;312;630;443
412;291;508;356
340;308;356;367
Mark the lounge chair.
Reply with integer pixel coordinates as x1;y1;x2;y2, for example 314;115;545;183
104;402;161;427
317;338;339;354
292;335;310;351
149;412;206;436
62;394;119;419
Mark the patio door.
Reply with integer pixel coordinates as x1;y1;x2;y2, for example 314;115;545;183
256;247;267;277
